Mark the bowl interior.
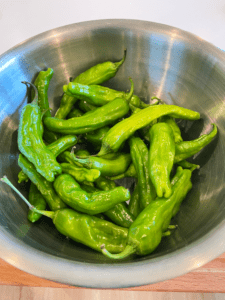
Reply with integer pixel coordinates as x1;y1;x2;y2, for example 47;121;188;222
0;20;225;276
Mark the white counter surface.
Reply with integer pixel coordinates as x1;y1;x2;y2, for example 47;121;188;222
0;0;225;56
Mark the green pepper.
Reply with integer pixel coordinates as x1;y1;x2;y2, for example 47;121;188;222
67;108;84;118
98;104;200;156
44;79;133;135
176;160;200;171
128;184;141;218
109;163;137;180
174;124;217;163
54;51;126;119
159;115;183;143
101;167;192;259
95;176;135;228
18;82;62;182
54;173;130;215
60;163;101;183
64;80;141;108
79;99;98;113
33;68;59;144
70;152;131;177
18;135;78;183
129;136;156;208
149;122;176;198
27;183;47;223
84;126;110;149
18;154;66;211
0;177;129;254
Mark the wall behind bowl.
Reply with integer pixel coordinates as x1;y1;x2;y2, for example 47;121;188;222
0;0;225;55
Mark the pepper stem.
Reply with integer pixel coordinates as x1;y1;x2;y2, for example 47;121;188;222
114;49;127;69
101;244;135;260
0;176;54;219
125;78;134;103
21;81;38;105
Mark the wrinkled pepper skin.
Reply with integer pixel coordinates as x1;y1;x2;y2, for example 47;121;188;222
95;176;135;228
149;122;175;198
174;124;217;163
18;135;78;183
54;174;130;215
18;154;66;211
27;183;47;223
60;163;101;183
129;136;156;208
67;108;84;118
102;167;192;259
71;153;131;177
98;104;200;156
33;68;59;143
52;208;128;254
18;88;62;182
54;51;126;119
128;184;141;218
44;97;131;135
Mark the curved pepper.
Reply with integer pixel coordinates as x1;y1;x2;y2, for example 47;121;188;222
98;104;200;156
149;122;175;198
67;108;84;118
101;167;192;259
54;51;126;119
18;82;62;182
33;68;59;144
109;163;137;180
60;163;101;182
79;99;98;113
159;115;183;143
129;136;156;208
53;174;130;215
27;183;47;223
128;184;141;218
70;153;131;177
18;135;78;183
84;126;110;149
18;154;66;211
44;79;133;135
174;124;217;163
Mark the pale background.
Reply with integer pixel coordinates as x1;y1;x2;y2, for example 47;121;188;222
0;0;225;298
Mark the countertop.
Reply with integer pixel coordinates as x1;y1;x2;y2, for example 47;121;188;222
0;0;225;291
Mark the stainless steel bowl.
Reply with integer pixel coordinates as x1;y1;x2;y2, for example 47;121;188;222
0;19;225;288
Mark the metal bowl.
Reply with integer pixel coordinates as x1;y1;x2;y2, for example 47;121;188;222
0;19;225;288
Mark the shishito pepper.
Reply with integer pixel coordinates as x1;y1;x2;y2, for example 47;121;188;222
109;163;137;180
44;79;133;135
54;173;130;215
33;68;59;143
84;126;110;149
60;163;101;183
159;115;183;143
129;136;156;208
54;51;126;119
95;176;135;228
174;124;217;163
128;184;141;218
18;135;78;183
67;108;84;118
71;152;132;177
149;122;175;198
18;82;62;182
0;176;128;254
79;99;98;113
18;154;66;211
97;104;200;156
101;167;192;259
27;183;47;223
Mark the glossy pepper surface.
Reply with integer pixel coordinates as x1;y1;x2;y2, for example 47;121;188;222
18;82;61;182
18;135;78;183
27;183;46;223
54;174;130;215
98;104;200;156
18;154;66;211
128;184;141;218
102;167;192;259
149;122;175;198
159;115;183;143
54;51;126;119
71;153;132;177
129;136;156;208
84;126;110;149
174;124;217;163
60;163;101;183
33;68;59;143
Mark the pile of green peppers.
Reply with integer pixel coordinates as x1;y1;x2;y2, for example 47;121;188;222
1;50;218;260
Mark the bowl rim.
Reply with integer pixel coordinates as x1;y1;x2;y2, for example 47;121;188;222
0;18;225;288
